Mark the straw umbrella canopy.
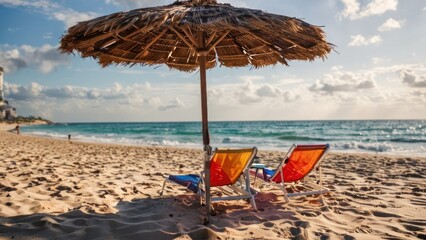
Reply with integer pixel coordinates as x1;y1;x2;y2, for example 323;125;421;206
59;0;333;218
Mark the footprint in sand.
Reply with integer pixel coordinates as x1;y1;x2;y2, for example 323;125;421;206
402;224;423;232
399;218;426;233
370;210;400;218
299;210;322;217
352;225;374;234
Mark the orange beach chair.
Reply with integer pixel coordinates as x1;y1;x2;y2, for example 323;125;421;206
160;147;258;211
251;144;330;202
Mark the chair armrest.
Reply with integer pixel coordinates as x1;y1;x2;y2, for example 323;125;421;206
250;163;265;169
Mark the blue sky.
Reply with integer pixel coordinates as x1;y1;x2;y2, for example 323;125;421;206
0;0;425;122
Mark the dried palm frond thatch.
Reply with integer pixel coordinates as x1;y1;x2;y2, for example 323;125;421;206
59;0;333;72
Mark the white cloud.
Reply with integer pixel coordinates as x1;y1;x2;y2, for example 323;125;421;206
5;83;95;100
231;79;300;105
145;96;163;108
207;65;426;121
235;80;262;104
158;97;185;111
304;64;426;117
340;0;360;20
378;18;404;32
208;88;223;99
5;64;426;121
43;32;53;39
0;0;60;11
361;0;398;17
0;0;96;28
340;0;398;20
104;0;170;9
219;76;303;105
400;70;426;88
43;86;99;99
4;82;187;113
239;75;265;82
309;68;377;94
4;82;43;100
348;34;382;47
371;57;389;64
411;90;426;97
0;49;26;73
52;9;97;28
0;44;70;73
256;84;282;97
372;63;426;75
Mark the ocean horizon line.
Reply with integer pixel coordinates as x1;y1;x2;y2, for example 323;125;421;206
49;118;426;124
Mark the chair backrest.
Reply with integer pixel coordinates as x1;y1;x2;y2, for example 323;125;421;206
271;144;329;183
209;147;257;187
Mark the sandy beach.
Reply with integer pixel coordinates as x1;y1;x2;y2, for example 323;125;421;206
0;126;425;239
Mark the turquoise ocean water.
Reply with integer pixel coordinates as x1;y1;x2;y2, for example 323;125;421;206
21;120;425;156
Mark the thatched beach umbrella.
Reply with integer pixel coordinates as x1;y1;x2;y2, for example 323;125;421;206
59;0;333;219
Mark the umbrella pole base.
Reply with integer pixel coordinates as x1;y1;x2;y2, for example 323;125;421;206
203;145;212;223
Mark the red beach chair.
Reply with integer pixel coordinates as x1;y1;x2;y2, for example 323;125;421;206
160;147;258;211
251;144;330;202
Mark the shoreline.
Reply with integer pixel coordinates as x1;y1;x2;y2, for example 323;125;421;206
0;120;50;131
15;123;426;158
9;128;426;159
23;132;426;158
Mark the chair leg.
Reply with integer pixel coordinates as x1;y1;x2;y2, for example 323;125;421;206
318;166;326;205
278;170;290;202
198;189;204;206
250;196;257;210
319;194;325;205
244;169;257;210
283;194;290;202
160;178;168;196
278;183;290;203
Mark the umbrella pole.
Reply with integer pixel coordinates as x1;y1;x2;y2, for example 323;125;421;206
198;31;212;222
200;54;211;221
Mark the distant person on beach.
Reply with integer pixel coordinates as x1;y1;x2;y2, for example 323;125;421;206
15;125;20;135
68;134;71;142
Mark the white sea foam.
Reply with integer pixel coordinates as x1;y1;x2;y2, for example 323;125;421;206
222;137;243;144
334;141;394;152
26;131;68;139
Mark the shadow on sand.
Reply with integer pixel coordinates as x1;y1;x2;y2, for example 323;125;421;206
0;193;304;240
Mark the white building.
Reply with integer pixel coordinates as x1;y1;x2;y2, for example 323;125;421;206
0;66;17;120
